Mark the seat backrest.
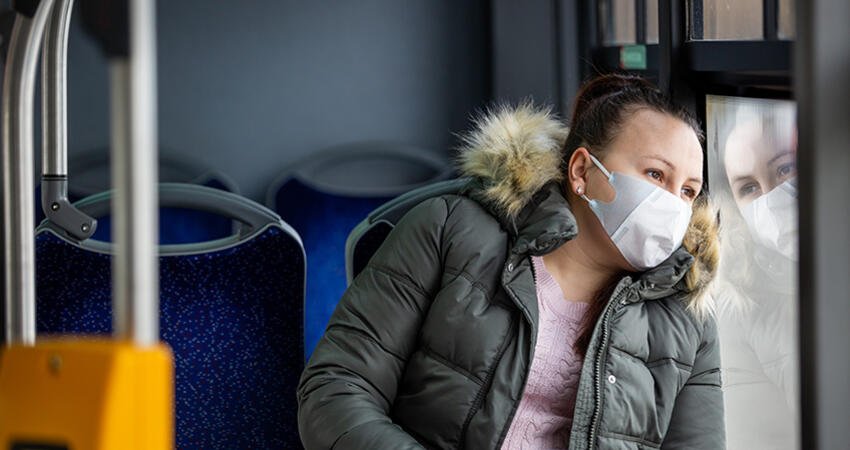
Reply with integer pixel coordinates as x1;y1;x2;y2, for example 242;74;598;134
345;178;470;284
268;142;453;360
35;184;305;449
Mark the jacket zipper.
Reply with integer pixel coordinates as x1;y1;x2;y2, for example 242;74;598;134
529;255;538;283
494;255;536;449
458;312;518;449
585;283;632;449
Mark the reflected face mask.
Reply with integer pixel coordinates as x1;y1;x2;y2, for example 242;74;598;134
581;154;693;271
741;178;798;261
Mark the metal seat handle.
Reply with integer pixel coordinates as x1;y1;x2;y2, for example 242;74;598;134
41;0;98;241
71;183;281;239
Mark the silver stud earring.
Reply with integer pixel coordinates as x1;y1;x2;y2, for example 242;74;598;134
576;186;583;194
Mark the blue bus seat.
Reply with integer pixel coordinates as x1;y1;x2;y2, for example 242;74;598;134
35;183;305;449
267;142;453;360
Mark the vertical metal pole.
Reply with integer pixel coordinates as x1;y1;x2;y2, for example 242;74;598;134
42;0;73;178
2;0;56;346
111;0;159;346
41;0;97;242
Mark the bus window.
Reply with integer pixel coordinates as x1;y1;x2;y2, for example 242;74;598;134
706;95;800;450
600;0;636;45
646;0;659;44
778;0;795;39
691;0;763;40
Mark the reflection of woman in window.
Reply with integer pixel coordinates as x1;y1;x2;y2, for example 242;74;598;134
298;74;725;449
712;103;799;450
724;108;798;264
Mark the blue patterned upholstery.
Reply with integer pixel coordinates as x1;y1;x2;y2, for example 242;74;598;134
87;206;235;245
35;222;305;448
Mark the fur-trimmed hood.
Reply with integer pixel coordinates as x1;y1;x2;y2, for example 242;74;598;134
455;103;719;316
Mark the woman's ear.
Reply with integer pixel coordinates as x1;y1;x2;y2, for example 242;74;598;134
568;147;592;195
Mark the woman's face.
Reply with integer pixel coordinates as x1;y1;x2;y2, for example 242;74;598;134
723;119;797;210
567;108;704;271
587;108;704;204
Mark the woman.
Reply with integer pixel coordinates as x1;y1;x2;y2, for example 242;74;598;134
297;74;724;449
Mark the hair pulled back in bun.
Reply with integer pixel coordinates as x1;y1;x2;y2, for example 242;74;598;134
560;73;704;178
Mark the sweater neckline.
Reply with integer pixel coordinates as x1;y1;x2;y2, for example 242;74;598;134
531;255;590;319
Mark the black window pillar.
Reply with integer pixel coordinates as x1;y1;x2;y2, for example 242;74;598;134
796;0;850;448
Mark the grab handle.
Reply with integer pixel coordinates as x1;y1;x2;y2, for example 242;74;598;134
41;0;98;241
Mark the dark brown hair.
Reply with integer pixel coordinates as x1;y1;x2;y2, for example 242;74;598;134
565;73;704;357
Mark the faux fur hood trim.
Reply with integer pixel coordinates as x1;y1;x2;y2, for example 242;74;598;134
680;197;720;318
455;103;719;318
455;102;569;220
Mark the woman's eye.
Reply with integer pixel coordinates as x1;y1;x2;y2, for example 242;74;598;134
646;169;662;181
738;182;761;198
682;187;697;199
777;162;797;179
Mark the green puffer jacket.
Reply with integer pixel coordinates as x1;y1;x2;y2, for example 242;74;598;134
297;105;724;449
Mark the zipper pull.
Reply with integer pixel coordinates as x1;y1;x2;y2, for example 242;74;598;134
620;286;637;305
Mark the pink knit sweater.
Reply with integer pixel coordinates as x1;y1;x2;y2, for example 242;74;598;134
500;256;589;450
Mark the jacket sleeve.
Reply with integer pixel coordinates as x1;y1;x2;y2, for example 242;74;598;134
296;197;450;450
661;314;726;449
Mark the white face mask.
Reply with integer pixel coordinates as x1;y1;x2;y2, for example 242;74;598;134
741;178;798;261
581;154;693;271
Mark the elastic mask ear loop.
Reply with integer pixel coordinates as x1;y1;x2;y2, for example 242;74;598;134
580;153;613;203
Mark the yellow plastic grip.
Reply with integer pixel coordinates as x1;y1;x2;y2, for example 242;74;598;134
0;339;173;450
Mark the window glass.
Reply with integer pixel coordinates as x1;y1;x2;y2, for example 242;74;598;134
779;0;795;39
692;0;763;40
706;95;800;450
646;0;659;44
600;0;636;45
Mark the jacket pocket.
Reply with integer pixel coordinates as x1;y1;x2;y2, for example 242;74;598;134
606;347;695;443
